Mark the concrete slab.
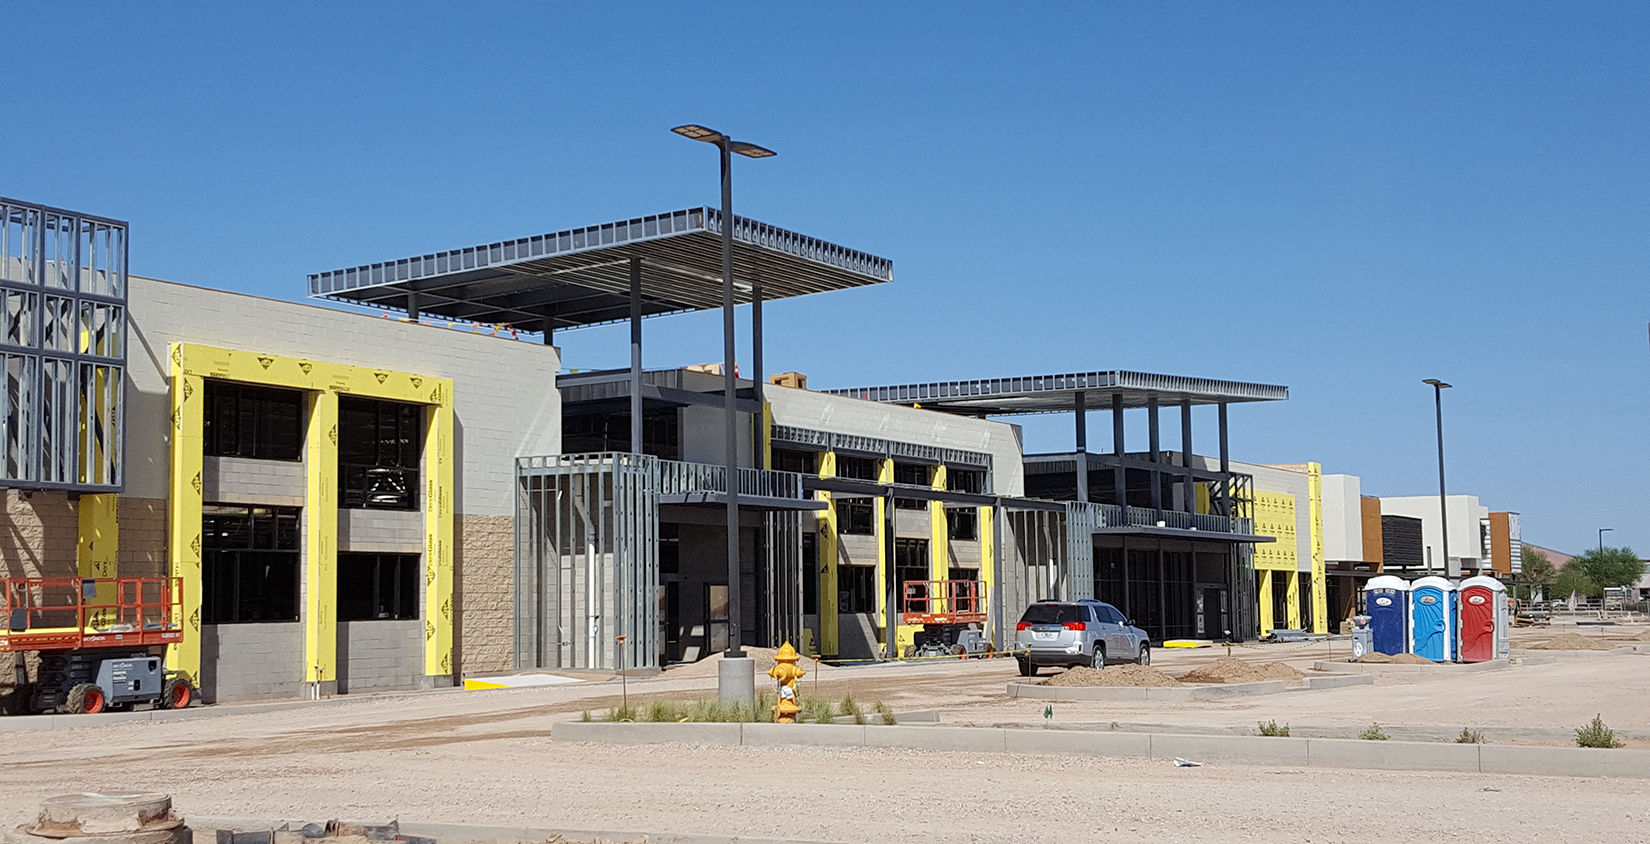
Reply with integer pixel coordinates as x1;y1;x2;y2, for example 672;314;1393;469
1301;674;1375;690
1306;737;1480;772
1148;732;1310;766
743;722;866;748
1478;743;1650;779
196;818;840;844
1003;728;1152;758
550;721;742;746
862;725;1007;753
1007;683;1151;701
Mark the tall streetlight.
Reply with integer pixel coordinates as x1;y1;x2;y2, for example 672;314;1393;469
672;124;774;704
1423;379;1451;576
1598;527;1613;554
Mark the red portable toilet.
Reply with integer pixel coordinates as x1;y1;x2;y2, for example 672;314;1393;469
1458;575;1506;663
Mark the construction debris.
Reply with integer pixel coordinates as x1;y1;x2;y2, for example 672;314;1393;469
10;793;186;844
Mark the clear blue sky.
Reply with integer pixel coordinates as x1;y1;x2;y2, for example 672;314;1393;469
9;3;1647;556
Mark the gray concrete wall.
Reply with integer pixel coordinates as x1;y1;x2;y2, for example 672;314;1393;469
1321;473;1362;562
202;457;305;506
678;405;753;466
766;385;1024;497
338;509;424;553
337;620;425;693
198;623;305;703
126;275;561;516
838;612;881;660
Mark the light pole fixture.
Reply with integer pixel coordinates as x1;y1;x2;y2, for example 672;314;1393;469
1598;527;1613;554
1423;379;1452;576
672;124;775;663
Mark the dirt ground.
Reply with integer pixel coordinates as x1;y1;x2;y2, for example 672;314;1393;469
1;623;1646;843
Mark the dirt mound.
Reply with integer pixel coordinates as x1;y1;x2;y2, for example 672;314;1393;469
1042;664;1182;687
661;646;787;679
1178;656;1306;684
1355;652;1435;664
1627;629;1650;642
1526;633;1615;651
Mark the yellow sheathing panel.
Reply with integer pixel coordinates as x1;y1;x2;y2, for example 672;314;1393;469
1285;569;1301;630
1251;491;1298;572
76;493;119;601
1258;570;1274;635
874;458;893;636
760;402;772;472
305;391;339;683
816;452;838;657
1308;462;1327;634
928;465;948;612
424;394;455;677
169;343;455;686
166;351;205;684
978;505;994;646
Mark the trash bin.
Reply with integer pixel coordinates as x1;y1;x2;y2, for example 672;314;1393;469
1458;575;1507;663
1349;614;1374;660
1409;576;1454;662
1364;575;1409;656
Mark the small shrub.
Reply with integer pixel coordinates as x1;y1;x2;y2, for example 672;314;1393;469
840;693;866;725
1358;723;1389;741
801;696;836;724
607;703;637;723
1576;714;1624;749
875;700;897;725
1258;720;1290;737
1455;728;1486;744
755;692;775;723
645;699;679;723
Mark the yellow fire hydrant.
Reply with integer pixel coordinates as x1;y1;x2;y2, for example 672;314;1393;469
768;641;806;723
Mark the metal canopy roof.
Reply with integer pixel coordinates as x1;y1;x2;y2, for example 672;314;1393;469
307;207;892;330
824;370;1288;417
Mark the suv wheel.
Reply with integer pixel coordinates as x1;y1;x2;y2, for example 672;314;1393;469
1017;657;1035;677
1136;643;1151;666
1090;644;1106;670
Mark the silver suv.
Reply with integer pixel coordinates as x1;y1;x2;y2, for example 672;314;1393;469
1014;599;1150;677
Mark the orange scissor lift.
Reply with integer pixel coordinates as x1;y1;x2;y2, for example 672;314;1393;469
1;577;193;714
900;579;993;659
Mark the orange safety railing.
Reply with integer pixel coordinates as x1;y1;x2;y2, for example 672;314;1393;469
0;577;185;652
900;579;987;625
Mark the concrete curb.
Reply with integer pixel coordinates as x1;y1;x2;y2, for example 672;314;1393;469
194;817;837;844
1309;659;1512;673
551;721;1650;779
1004;673;1370;701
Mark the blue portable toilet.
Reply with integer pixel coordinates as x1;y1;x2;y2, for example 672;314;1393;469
1409;576;1454;662
1364;575;1410;656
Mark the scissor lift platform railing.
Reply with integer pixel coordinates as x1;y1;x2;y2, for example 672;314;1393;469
901;579;988;626
0;577;184;653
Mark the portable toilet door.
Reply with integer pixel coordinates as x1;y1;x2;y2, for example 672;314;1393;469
1409;576;1453;662
1496;592;1512;659
1364;575;1410;656
1458;575;1507;662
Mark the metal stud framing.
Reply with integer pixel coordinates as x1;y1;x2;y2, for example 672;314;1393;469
0;198;127;491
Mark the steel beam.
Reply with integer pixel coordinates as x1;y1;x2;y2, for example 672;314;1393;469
1112;393;1126;508
629;256;643;455
1074;390;1088;503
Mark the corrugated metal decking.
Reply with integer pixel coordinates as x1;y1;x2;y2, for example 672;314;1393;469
308;208;893;330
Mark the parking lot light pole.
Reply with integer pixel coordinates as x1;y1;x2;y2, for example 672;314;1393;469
1598;528;1612;554
1423;379;1451;577
673;124;775;704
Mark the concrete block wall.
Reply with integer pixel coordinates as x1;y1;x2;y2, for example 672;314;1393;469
338;509;424;553
202;457;305;507
0;490;78;579
766;385;1025;497
125;275;561;517
116;497;168;579
456;513;514;675
337;619;424;693
199;622;305;703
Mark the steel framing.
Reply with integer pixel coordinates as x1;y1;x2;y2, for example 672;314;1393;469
0;197;128;492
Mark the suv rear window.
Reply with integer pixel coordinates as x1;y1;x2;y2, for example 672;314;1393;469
1019;603;1085;625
